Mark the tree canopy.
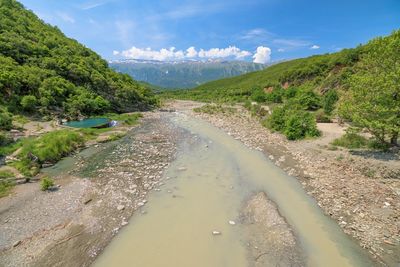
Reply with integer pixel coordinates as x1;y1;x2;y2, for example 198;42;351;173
0;0;156;119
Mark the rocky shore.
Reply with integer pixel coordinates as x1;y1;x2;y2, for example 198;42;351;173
0;112;179;267
169;100;400;266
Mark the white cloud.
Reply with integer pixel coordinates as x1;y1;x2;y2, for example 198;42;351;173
198;46;251;59
273;38;310;49
253;46;271;64
186;47;198;58
310;45;320;50
117;46;252;61
120;47;185;61
277;48;285;52
113;50;120;56
57;12;75;23
241;28;270;40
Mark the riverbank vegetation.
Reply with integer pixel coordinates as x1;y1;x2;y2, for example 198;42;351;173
166;30;399;146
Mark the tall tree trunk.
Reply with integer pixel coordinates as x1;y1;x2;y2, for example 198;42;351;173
390;131;399;146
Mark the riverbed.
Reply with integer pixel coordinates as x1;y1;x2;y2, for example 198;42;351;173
93;111;374;267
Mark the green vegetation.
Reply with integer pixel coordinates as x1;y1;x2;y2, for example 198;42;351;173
105;113;142;126
0;170;15;197
339;31;400;146
266;105;320;140
193;104;237;115
0;0;156;121
331;131;369;149
9;130;85;176
167;30;400;147
40;176;54;191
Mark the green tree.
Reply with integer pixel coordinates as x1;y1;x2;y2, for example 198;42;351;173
20;95;37;111
339;30;400;146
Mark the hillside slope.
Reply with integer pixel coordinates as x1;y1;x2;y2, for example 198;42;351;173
0;0;156;119
110;59;266;89
165;47;361;101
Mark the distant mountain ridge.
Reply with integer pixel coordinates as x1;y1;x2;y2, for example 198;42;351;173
110;59;266;89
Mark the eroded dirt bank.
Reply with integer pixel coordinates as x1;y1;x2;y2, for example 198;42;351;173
167;100;399;266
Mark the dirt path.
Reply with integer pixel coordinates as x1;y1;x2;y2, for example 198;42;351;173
167;100;399;266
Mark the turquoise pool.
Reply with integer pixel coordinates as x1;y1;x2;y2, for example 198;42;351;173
64;118;110;128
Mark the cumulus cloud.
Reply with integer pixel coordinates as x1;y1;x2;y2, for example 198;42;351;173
186;46;198;58
253;46;271;64
116;46;252;61
198;46;251;59
310;45;320;50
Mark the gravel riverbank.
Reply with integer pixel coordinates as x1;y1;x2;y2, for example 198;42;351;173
0;112;180;267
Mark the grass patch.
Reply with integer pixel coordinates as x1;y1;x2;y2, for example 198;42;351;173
331;132;368;149
0;179;15;197
12;115;29;125
40;176;54;191
0;139;24;156
103;113;142;126
193;104;237;115
11;130;85;176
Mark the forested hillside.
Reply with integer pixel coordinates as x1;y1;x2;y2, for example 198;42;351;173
0;0;156;121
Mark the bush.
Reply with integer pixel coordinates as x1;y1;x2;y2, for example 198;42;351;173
0;179;15;197
322;90;338;115
250;88;266;103
40;176;54;191
265;87;284;103
267;106;286;131
295;90;321;111
266;105;320;140
0;109;12;130
20;95;37;111
284;111;320;140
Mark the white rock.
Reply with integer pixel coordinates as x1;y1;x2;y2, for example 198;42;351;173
117;205;125;211
212;231;221;235
228;220;236;225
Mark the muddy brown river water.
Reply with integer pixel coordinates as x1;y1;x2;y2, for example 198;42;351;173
93;112;374;267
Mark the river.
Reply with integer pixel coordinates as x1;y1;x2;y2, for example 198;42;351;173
91;111;374;267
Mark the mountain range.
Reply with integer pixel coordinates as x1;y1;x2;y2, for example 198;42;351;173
109;59;266;89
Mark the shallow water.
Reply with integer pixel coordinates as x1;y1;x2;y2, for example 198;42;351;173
93;112;374;267
63;117;109;128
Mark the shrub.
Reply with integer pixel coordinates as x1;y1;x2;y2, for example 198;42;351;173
322;90;339;115
267;106;286;131
266;105;320;140
250;88;266;103
295;90;321;111
284;110;320;140
40;176;54;191
0;109;12;130
265;87;284;103
20;95;38;111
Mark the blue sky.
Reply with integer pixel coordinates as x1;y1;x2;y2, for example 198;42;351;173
19;0;400;63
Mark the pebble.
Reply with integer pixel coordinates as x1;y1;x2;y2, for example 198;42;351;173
212;231;221;235
117;205;125;211
228;220;236;225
